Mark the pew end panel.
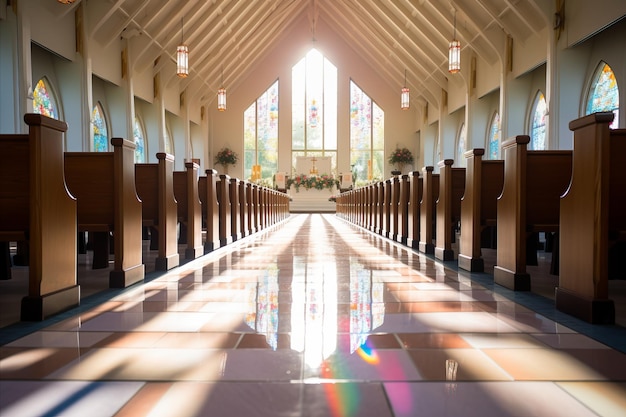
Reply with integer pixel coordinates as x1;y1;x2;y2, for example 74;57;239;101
1;114;79;320
406;171;422;249
495;134;573;292
111;138;145;287
419;166;439;254
494;136;532;291
66;139;145;287
435;159;466;261
459;149;505;272
557;113;619;323
174;162;203;259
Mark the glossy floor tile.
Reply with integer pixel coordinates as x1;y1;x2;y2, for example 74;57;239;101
1;213;626;417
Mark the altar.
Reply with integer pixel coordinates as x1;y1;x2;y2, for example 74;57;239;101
288;185;337;212
288;156;337;212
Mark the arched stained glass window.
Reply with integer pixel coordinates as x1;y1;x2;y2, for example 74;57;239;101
350;80;384;183
244;80;279;180
292;49;337;176
456;123;467;167
133;116;146;163
33;78;58;119
530;91;547;150
92;103;108;152
586;62;619;129
488;112;500;160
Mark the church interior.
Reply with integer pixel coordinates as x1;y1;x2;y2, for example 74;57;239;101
1;0;626;416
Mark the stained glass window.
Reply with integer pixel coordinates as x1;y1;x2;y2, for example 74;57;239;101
291;49;338;176
488;112;500;160
586;62;619;129
33;78;57;119
92;103;108;152
244;80;279;180
530;91;547;150
133;117;146;163
456;123;466;167
350;80;384;182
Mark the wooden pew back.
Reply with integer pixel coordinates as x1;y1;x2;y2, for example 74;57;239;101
64;153;115;229
526;150;572;230
609;130;626;233
0;135;29;235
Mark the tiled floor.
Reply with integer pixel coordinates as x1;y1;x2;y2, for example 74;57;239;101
1;213;626;417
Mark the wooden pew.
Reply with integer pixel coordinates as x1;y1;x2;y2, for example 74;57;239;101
419;166;439;254
396;175;410;245
246;182;256;235
0;114;79;320
199;169;221;252
374;181;385;235
389;176;401;241
252;183;261;233
406;171;422;249
494;135;572;291
458;149;504;272
65;138;145;288
239;179;249;237
219;174;233;246
435;159;466;261
230;178;242;241
135;153;179;271
557;112;625;324
173;161;203;259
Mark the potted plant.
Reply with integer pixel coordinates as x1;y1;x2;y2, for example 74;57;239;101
214;147;238;174
388;146;414;175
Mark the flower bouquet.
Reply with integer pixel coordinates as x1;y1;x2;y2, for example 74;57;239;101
214;147;238;173
388;146;413;174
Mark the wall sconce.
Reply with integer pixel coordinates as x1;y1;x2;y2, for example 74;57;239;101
401;69;410;110
177;18;189;78
449;11;461;74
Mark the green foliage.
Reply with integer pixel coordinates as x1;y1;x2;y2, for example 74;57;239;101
214;147;238;166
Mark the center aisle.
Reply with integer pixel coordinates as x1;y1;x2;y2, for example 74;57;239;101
1;214;625;417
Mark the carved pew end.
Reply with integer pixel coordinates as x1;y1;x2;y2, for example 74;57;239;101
493;266;531;291
21;285;80;321
555;288;615;325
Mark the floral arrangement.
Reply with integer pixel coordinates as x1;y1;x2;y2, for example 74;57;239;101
214;147;238;166
388;147;414;166
287;174;339;192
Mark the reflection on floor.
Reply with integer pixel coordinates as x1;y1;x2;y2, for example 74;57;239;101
1;213;626;417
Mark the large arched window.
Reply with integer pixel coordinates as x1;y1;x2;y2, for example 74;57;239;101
530;91;547;150
92;103;108;152
292;49;337;176
350;80;383;182
244;80;279;180
586;61;619;129
456;123;467;167
133;116;146;163
33;78;58;119
488;112;500;160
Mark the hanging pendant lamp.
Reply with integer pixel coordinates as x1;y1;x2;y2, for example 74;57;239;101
217;67;226;111
449;11;461;74
401;69;410;110
177;18;189;78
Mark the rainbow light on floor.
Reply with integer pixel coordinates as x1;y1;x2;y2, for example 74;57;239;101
356;341;380;365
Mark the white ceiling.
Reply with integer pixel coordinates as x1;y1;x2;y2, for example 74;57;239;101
57;0;551;107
